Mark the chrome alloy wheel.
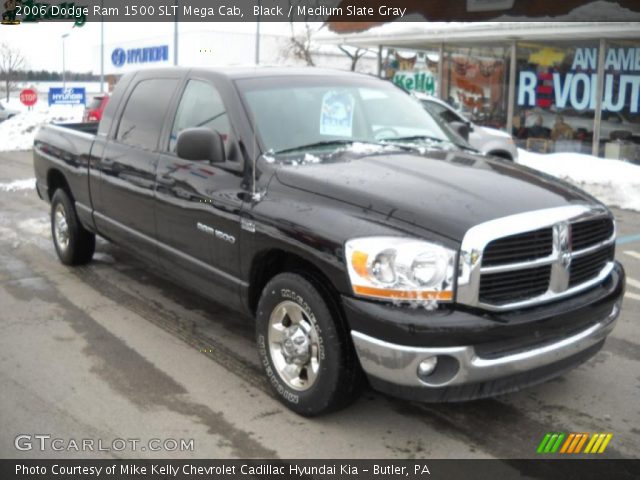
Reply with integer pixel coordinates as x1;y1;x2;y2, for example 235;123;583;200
268;300;321;391
53;203;70;252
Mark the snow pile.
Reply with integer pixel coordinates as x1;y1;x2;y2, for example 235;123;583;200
0;106;83;151
517;149;640;212
0;178;36;192
497;1;640;21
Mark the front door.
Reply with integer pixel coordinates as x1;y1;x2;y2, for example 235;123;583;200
154;78;246;309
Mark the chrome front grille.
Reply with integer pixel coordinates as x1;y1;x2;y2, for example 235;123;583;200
457;205;616;311
482;227;552;267
569;244;615;288
479;264;551;304
571;217;614;251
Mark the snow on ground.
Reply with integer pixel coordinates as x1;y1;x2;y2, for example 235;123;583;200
0;178;36;192
517;148;640;212
0;102;83;152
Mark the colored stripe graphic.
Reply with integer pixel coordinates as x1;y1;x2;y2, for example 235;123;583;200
537;433;565;453
538;433;613;454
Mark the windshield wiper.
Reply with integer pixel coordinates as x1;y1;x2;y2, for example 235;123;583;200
274;139;378;155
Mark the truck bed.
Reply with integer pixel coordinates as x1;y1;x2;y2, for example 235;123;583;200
56;122;100;135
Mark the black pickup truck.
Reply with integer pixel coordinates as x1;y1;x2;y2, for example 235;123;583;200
34;67;625;416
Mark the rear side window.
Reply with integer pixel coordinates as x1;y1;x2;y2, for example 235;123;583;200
117;78;178;150
423;101;463;124
169;80;231;153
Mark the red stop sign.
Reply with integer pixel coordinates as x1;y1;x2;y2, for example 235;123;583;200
20;89;38;107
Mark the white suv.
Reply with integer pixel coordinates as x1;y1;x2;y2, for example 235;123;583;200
414;93;518;161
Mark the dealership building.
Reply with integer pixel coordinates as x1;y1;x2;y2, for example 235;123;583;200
323;22;640;160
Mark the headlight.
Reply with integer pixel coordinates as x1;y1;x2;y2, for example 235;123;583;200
345;237;456;302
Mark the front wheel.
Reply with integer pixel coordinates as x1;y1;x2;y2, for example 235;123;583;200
256;272;362;416
51;189;95;265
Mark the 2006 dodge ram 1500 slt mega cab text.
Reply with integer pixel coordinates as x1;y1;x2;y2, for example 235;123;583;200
34;67;625;416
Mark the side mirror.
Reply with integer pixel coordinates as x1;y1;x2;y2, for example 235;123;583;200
450;121;470;141
176;127;225;163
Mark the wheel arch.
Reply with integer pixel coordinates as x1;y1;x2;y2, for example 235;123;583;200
487;150;514;161
47;168;73;202
248;248;345;318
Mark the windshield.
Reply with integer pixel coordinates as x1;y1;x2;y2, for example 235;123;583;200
236;75;466;155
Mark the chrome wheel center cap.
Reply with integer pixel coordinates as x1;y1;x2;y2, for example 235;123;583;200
282;325;311;365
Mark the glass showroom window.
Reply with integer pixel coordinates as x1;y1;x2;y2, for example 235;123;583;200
381;47;440;96
600;40;640;163
441;44;510;130
514;41;599;155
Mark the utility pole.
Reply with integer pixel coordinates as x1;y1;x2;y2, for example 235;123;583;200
62;33;69;89
255;0;260;65
100;0;104;92
174;0;179;66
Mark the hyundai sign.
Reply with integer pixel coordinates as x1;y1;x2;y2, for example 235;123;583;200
48;88;86;106
111;45;169;68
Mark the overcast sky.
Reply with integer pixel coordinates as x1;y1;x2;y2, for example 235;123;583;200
2;22;300;72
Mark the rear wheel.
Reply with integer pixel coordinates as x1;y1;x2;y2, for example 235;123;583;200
256;272;362;416
51;189;95;265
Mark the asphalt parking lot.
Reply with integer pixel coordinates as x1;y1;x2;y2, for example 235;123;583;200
1;149;639;461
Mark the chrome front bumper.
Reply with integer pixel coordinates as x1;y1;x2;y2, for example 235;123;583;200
351;300;620;389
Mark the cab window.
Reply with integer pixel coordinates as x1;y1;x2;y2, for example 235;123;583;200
117;78;178;150
169;80;231;154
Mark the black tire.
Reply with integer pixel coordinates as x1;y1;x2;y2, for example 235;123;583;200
51;189;95;265
256;272;363;416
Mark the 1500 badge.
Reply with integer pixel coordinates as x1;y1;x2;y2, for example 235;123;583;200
197;222;235;244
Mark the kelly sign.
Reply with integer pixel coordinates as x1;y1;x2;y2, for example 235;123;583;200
518;46;640;113
48;87;86;106
393;71;437;95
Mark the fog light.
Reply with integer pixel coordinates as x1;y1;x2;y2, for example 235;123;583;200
417;357;438;378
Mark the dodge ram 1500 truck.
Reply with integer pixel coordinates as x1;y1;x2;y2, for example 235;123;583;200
34;67;625;416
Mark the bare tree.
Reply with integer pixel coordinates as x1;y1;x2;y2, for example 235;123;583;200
286;22;317;66
338;45;370;71
0;42;25;102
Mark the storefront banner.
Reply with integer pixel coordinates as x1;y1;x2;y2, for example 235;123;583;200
517;46;640;113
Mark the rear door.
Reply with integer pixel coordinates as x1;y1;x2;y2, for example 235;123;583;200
154;77;247;309
93;75;180;260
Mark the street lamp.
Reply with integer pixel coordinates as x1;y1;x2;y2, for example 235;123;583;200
62;33;69;89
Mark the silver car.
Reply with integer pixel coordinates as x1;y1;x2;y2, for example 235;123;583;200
0;102;19;122
414;93;518;161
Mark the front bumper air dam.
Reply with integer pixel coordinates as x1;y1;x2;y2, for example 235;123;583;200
347;263;624;402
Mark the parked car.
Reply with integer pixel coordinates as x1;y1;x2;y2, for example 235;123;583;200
0;101;19;122
34;67;624;416
83;94;109;122
414;92;518;161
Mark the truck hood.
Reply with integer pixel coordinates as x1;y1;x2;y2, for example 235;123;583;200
274;149;598;242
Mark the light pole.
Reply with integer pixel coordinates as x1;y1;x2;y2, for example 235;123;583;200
255;0;261;65
100;0;104;93
174;0;178;66
62;33;69;89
